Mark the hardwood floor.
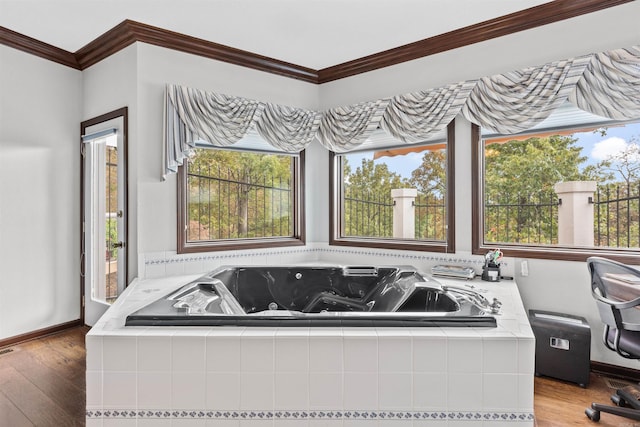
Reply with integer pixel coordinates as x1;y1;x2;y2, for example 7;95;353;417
0;326;639;426
0;327;88;427
535;374;640;427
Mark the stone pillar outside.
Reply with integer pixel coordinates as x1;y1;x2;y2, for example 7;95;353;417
391;188;417;239
554;181;597;246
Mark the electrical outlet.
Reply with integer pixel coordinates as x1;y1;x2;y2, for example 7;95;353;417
521;260;529;277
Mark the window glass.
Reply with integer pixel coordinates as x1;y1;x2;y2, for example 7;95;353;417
478;111;640;258
331;123;454;252
178;147;303;252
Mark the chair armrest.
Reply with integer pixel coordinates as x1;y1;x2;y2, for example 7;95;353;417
592;285;640;310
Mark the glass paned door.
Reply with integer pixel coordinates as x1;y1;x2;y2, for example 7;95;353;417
82;112;127;326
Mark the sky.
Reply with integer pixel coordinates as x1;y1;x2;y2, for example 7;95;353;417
574;122;640;166
345;150;424;180
345;121;640;180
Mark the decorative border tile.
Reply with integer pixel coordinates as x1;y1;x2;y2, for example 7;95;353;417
322;247;495;266
87;409;533;421
144;247;314;266
143;246;497;268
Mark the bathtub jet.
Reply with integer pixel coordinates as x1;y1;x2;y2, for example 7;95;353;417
125;265;499;327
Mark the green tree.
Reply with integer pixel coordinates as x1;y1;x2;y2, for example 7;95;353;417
106;218;118;260
343;157;407;237
105;146;119;259
484;135;594;244
188;149;292;239
408;150;446;196
408;149;447;240
594;136;640;185
485;135;593;196
591;136;640;247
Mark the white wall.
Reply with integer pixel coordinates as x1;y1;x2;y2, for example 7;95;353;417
0;45;82;339
82;44;139;281
304;139;330;243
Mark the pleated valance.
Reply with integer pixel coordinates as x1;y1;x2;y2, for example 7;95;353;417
164;44;640;178
461;56;593;134
568;46;640;120
317;99;389;152
163;85;322;178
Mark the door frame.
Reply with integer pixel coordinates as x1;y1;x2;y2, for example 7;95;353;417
80;107;128;325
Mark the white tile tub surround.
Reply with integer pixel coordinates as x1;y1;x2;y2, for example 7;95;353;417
86;271;535;426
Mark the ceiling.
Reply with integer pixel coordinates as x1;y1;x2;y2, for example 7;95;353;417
0;0;551;70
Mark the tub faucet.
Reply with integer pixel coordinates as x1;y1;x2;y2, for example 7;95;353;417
489;298;502;314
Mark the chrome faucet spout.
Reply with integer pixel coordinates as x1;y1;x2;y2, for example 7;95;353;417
489;298;502;314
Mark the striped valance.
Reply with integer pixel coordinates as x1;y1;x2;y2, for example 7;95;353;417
164;44;640;178
568;46;640;120
461;56;593;134
317;99;389;153
163;85;321;178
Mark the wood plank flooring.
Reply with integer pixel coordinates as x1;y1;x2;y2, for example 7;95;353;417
0;327;88;427
1;326;639;426
535;374;640;427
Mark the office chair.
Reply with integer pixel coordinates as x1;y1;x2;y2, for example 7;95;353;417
585;256;640;422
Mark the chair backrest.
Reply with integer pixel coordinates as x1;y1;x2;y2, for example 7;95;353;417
588;256;640;332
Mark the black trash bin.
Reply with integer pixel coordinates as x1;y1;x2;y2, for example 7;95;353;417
529;309;591;387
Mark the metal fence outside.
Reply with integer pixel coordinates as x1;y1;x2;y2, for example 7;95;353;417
484;182;640;248
188;173;640;249
187;166;292;241
414;194;446;240
343;190;394;237
343;191;446;240
594;183;640;248
484;191;560;245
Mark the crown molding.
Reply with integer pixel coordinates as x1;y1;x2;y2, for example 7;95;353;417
75;20;319;83
0;0;633;83
0;26;79;69
74;20;138;70
317;0;635;83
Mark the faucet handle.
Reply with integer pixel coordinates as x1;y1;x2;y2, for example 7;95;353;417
490;298;502;314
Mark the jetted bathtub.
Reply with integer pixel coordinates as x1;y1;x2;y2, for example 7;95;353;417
125;265;500;327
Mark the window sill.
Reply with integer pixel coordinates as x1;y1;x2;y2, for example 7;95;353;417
178;236;305;254
473;243;640;264
330;237;450;253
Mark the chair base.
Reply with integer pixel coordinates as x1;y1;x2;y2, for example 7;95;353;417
586;403;640;421
586;385;640;422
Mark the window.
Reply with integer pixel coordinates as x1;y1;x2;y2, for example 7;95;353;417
473;104;640;262
178;148;304;252
330;122;455;252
